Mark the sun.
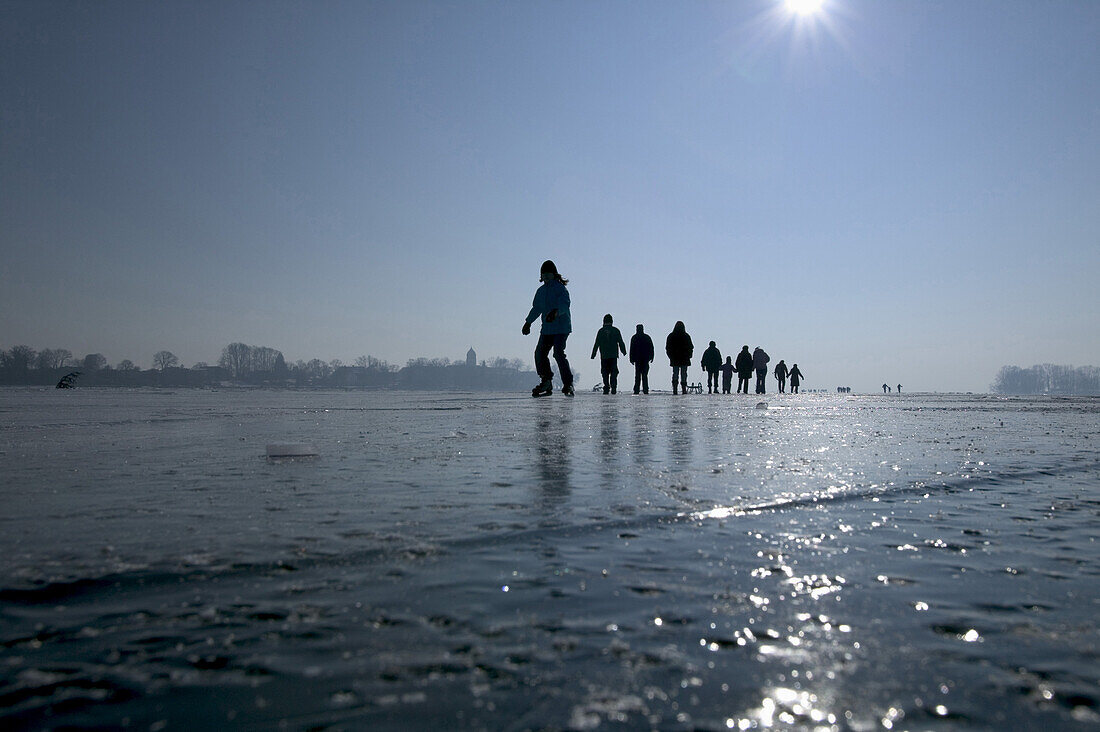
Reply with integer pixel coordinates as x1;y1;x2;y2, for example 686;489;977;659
785;0;824;16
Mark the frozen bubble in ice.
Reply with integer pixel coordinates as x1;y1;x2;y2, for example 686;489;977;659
266;442;318;457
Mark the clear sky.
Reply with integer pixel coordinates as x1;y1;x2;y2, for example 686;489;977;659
2;0;1097;392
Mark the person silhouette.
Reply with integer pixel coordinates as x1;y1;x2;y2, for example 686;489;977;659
700;341;722;394
735;345;753;394
629;324;654;394
720;356;735;394
789;364;804;393
590;313;627;394
752;346;770;394
897;384;902;394
882;383;889;394
522;260;574;397
774;359;788;394
665;321;693;395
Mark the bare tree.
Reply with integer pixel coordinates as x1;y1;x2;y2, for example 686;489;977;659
1;345;37;373
116;359;138;371
153;351;179;370
330;358;343;370
36;348;73;370
82;353;107;371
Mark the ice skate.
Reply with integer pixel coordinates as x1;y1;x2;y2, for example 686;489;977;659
531;379;553;398
561;384;575;397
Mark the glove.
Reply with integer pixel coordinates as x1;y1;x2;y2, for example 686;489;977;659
522;322;531;336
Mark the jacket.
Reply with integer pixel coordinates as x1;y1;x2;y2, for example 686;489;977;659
629;333;654;364
735;349;754;377
665;326;693;367
774;361;788;379
525;280;571;335
752;347;770;372
591;325;626;360
701;345;722;372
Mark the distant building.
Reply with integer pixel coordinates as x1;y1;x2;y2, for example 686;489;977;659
466;347;477;368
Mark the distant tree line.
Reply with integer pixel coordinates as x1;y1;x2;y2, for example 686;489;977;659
0;343;535;391
991;364;1100;395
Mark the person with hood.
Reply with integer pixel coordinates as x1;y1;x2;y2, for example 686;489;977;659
752;346;770;394
720;356;735;394
629;324;654;395
789;364;804;393
774;359;789;393
700;341;722;394
522;259;574;397
735;345;754;394
665;321;694;395
590;313;627;394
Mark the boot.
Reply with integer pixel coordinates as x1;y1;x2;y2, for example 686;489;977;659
672;382;678;395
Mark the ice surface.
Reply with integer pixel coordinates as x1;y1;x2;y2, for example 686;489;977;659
0;388;1097;729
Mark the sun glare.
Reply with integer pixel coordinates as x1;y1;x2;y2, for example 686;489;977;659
786;0;824;16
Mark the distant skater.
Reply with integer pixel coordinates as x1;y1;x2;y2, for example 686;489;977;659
753;346;770;394
590;314;626;394
665;321;694;395
882;383;889;394
897;384;902;394
735;345;753;394
522;260;574;397
629;324;654;394
774;359;788;394
789;364;804;393
720;356;735;394
700;341;722;394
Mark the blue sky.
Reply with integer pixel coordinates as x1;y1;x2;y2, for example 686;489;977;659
2;0;1097;392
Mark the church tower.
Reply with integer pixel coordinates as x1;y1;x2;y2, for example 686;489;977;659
466;347;476;367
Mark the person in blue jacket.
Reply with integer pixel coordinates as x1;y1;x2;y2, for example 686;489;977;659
522;260;574;397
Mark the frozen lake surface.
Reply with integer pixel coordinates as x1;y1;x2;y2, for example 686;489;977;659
1;388;1098;729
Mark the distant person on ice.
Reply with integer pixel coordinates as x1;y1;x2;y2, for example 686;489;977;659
788;364;804;393
753;346;770;394
735;345;754;394
522;260;574;397
774;359;788;393
700;341;722;394
720;356;735;394
590;314;626;394
883;383;889;394
665;321;694;395
629;324;654;395
897;384;902;394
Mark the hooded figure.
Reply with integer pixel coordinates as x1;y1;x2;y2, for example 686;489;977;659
591;313;627;394
700;341;722;394
773;359;788;393
522;259;574;396
665;321;693;395
789;364;804;393
735;346;754;394
752;346;770;394
629;324;655;394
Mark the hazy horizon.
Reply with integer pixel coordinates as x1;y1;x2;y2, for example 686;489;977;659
3;1;1098;393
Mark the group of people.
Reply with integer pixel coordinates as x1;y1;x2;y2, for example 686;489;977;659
521;260;805;397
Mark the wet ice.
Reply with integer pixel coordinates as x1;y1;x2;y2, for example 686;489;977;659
0;389;1097;729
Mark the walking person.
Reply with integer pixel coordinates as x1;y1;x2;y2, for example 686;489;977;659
700;341;722;394
735;345;754;394
789;364;804;393
522;260;574;397
665;321;694;395
629;324;654;395
590;314;626;394
752;346;770;394
774;359;789;394
720;356;735;395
